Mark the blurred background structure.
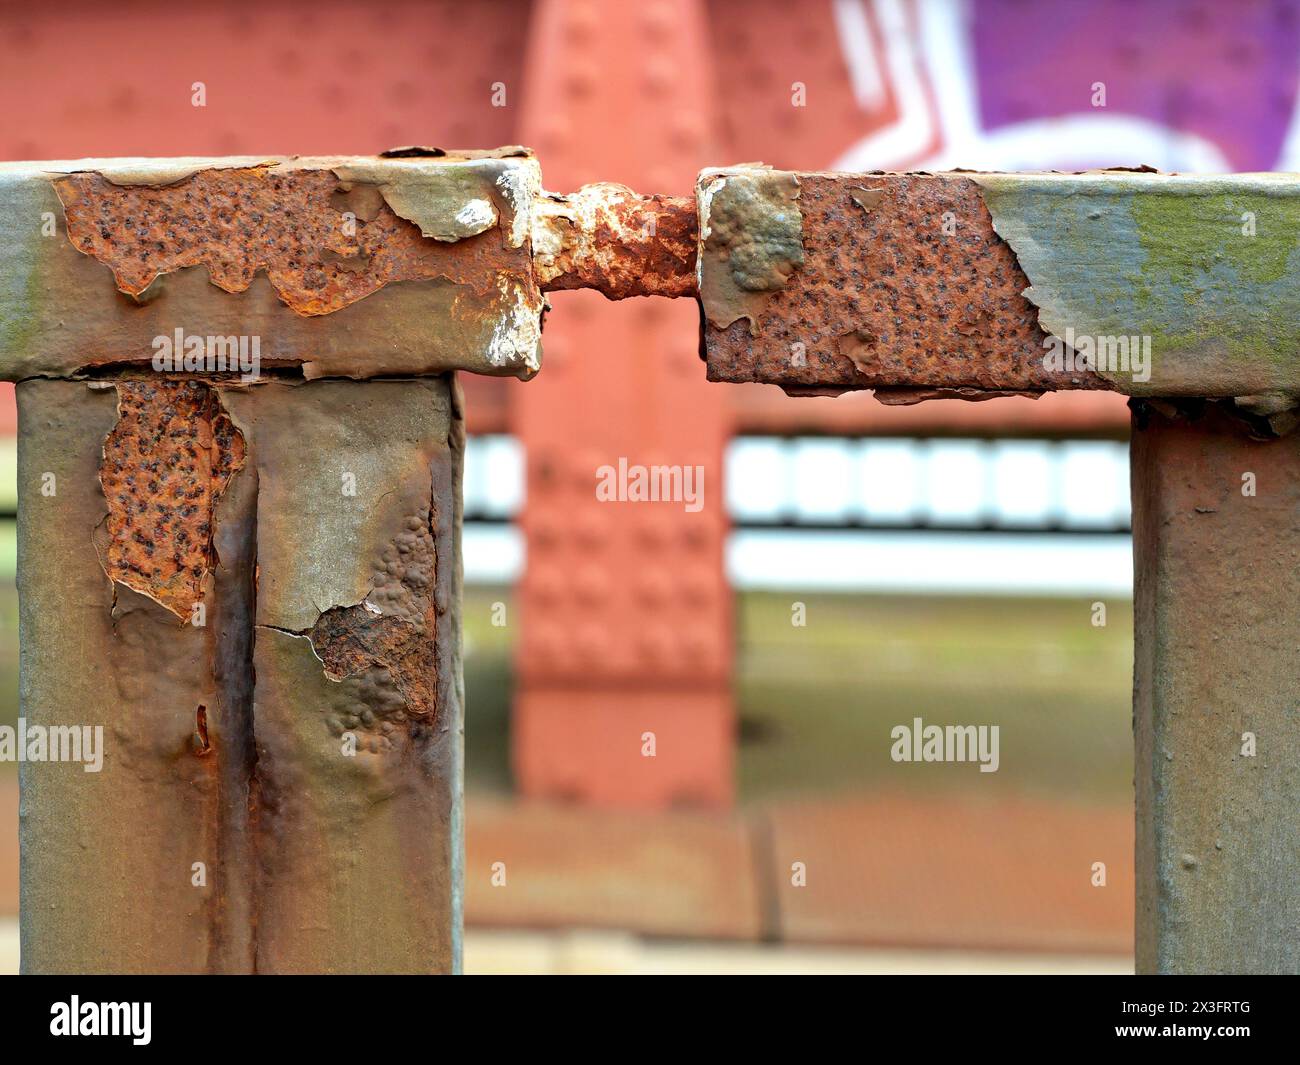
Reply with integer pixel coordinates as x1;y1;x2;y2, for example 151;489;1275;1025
1;0;1293;973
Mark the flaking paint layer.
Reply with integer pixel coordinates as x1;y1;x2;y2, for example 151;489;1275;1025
0;155;543;380
698;168;803;331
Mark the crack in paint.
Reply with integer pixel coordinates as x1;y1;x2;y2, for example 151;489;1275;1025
256;496;439;733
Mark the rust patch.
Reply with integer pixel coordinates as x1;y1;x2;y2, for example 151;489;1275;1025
703;172;1114;393
533;184;697;299
305;506;438;731
99;380;245;619
54;167;520;316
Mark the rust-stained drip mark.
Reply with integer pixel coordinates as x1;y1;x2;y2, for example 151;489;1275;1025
193;705;212;756
54;168;518;317
99;380;245;620
533;184;697;299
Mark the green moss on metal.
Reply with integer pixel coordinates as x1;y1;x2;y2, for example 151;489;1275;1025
974;173;1300;398
1131;193;1291;286
1128;190;1300;374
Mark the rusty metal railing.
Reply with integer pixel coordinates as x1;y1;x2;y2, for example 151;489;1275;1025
1;153;1295;973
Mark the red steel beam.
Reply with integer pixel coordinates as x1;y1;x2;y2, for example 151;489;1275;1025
512;0;735;808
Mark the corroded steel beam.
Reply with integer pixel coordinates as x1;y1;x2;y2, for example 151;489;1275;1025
0;151;544;381
1;151;501;973
8;154;1299;416
0;152;700;384
697;167;1300;425
1131;402;1299;973
6;149;1300;978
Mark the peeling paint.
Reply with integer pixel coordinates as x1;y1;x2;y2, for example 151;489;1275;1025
485;275;544;371
329;159;509;242
13;153;1300;406
697;167;803;331
835;328;878;374
58;157;279;187
0;154;543;381
873;386;1044;405
455;198;497;233
303;502;439;733
1233;391;1299;436
494;161;543;250
849;185;886;212
53;164;519;315
21;374;462;974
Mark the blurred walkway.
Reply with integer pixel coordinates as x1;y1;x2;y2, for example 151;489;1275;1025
466;794;1132;954
0;920;1129;976
0;775;1132;969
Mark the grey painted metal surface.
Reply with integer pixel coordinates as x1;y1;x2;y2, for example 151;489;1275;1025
1132;404;1299;973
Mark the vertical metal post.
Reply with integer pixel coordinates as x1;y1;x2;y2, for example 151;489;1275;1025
1132;404;1299;974
3;149;542;973
18;376;464;973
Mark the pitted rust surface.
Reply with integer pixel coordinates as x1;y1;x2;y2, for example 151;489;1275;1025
1;155;543;380
304;505;439;744
702;171;1113;394
54;167;524;317
12;157;1300;396
99;380;245;619
533;184;697;299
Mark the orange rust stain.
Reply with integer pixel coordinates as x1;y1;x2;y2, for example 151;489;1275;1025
100;380;245;619
54;168;518;316
194;704;212;756
705;174;1112;393
537;187;697;300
